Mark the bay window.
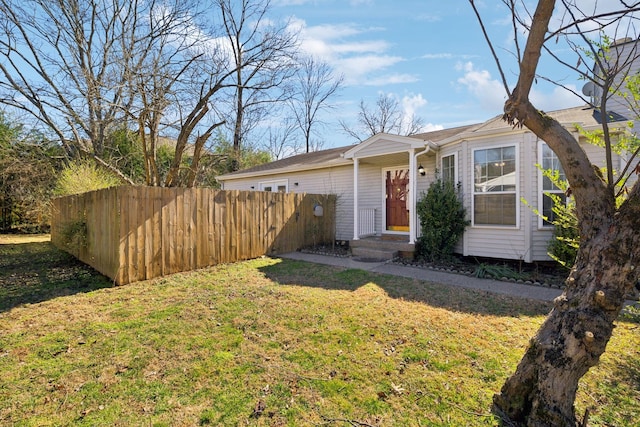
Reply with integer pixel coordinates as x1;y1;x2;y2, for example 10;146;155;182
473;146;517;226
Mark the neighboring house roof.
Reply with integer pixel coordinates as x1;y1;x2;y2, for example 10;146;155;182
216;144;356;180
217;105;630;182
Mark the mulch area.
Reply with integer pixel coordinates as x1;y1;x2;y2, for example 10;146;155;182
301;243;568;289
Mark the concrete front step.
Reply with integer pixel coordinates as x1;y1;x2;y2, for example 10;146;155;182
350;237;414;253
351;246;397;261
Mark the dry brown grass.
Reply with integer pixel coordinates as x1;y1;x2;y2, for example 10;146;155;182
0;233;51;244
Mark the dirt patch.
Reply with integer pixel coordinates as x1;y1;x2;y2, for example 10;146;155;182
0;234;51;244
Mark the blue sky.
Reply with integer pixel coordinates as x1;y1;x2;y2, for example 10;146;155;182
269;0;587;149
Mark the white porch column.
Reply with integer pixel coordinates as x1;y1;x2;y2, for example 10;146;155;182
353;158;359;240
409;148;417;244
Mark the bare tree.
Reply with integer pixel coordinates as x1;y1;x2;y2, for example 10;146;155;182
470;1;640;425
0;0;145;181
290;56;343;153
0;0;214;186
125;0;209;187
263;117;300;160
340;93;424;142
216;0;298;170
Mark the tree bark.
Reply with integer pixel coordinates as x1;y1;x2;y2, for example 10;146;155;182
493;210;640;425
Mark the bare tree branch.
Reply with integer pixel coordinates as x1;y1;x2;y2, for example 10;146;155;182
470;0;512;95
290;56;343;153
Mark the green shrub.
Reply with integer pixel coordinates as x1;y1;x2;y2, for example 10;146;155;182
474;263;523;280
60;218;88;251
54;159;122;196
546;193;579;269
415;180;469;261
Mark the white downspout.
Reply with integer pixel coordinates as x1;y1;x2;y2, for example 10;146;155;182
408;148;416;244
410;146;431;244
353;157;359;240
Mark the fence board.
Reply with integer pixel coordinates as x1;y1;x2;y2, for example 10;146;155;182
51;186;335;285
151;187;162;277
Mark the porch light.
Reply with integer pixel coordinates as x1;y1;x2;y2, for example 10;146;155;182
418;164;426;176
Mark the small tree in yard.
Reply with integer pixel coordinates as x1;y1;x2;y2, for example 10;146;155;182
415;179;469;262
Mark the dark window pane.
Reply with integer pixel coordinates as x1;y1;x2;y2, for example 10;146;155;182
542;192;566;226
474;194;517;225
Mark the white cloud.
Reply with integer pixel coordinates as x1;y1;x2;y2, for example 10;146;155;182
455;62;507;111
530;85;582;111
421;123;445;132
423;53;454;60
456;61;582;114
332;40;391;55
335;54;404;84
402;93;427;117
364;73;419;86
401;93;429;132
297;21;366;42
423;53;478;60
289;17;407;87
415;13;442;23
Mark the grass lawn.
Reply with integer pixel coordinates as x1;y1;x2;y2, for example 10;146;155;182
1;237;638;426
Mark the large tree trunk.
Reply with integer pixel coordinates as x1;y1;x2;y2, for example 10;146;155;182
493;212;639;425
495;87;640;427
470;0;640;424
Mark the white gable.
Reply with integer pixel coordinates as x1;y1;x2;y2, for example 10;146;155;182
343;133;427;159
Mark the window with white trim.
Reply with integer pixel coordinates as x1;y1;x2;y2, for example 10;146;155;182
473;146;517;226
259;179;288;193
441;153;457;185
540;143;567;227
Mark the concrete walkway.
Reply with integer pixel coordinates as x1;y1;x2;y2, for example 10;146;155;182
279;251;564;302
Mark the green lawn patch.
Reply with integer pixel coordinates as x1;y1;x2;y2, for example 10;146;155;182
1;240;638;425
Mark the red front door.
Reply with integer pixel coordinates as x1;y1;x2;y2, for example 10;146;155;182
385;169;409;231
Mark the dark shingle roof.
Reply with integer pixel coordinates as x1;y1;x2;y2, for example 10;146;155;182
411;124;478;142
217;144;356;179
467;105;628;133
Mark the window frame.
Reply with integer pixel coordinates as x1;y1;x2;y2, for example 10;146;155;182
441;153;458;185
538;142;567;229
259;179;288;193
471;144;519;228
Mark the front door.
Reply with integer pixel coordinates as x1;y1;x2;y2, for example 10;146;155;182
385;168;409;232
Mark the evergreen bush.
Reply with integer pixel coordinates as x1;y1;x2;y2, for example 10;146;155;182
415;179;469;261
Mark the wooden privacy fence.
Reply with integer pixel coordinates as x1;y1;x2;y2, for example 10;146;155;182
51;186;336;285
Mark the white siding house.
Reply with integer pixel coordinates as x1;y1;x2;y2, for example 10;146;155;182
217;105;632;262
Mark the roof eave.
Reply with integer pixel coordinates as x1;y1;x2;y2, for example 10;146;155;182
216;159;352;181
